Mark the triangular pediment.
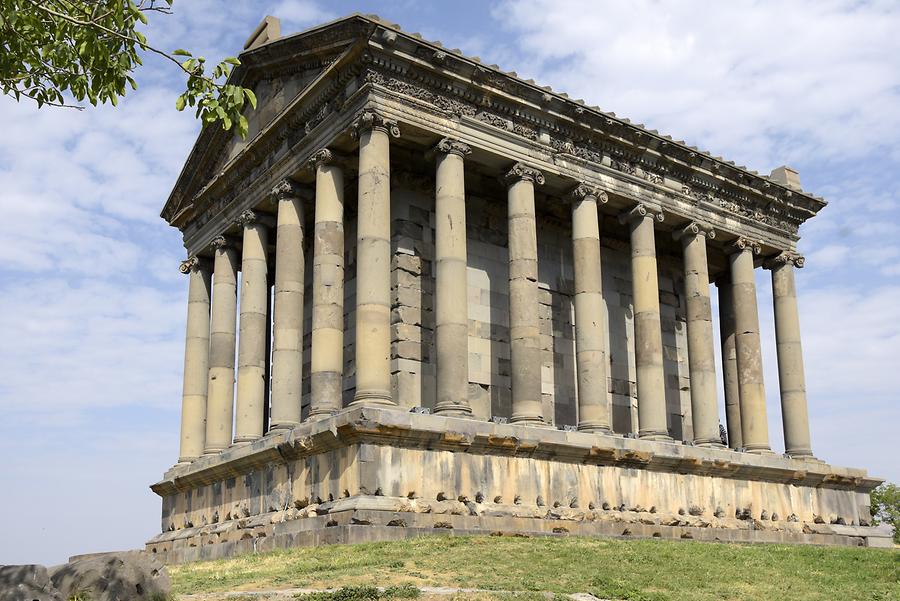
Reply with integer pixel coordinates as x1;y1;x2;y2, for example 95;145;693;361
161;15;377;226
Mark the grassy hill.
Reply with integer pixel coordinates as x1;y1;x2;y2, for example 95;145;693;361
169;536;899;601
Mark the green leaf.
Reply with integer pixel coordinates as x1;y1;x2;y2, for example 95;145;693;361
224;57;241;66
175;95;186;111
173;49;192;57
244;89;257;109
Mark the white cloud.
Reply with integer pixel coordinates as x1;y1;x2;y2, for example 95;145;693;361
496;0;900;172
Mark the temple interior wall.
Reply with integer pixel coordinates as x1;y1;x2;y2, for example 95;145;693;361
279;182;694;439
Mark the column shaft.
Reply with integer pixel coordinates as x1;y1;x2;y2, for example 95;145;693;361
352;113;395;406
178;258;211;463
623;206;669;440
308;150;346;419
717;279;743;450
571;185;611;432
729;240;770;453
205;239;238;453
270;181;305;429
678;224;721;446
234;211;270;443
770;256;813;457
434;140;471;416
506;164;544;425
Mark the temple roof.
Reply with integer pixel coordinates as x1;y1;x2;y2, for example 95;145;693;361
161;13;825;237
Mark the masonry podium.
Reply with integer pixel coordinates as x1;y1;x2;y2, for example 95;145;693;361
148;14;889;562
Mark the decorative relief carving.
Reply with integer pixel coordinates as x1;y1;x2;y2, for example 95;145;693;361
619;203;664;225
235;209;259;227
351;109;400;138
211;236;230;250
504;162;544;185
271;178;302;201
308;148;334;169
434;138;472;157
764;251;805;269
570;183;607;203
179;256;200;274
726;237;762;256
673;221;716;241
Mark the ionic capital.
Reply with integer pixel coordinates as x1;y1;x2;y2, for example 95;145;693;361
434;138;472;157
179;256;208;274
673;221;716;242
351;109;400;139
210;235;231;251
618;203;664;225
570;183;608;204
307;148;334;169
271;178;303;202
234;209;274;229
505;162;545;186
725;237;762;256
763;251;805;269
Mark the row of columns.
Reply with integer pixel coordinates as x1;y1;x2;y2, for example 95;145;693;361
176;110;814;463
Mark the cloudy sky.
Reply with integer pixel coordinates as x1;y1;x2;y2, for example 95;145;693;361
1;0;898;565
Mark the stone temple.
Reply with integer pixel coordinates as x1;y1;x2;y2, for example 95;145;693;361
148;14;889;562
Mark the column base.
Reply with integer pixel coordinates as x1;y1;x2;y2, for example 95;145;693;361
268;422;300;432
786;449;818;461
350;390;395;407
231;437;259;446
433;402;473;417
307;409;340;421
202;447;226;456
745;445;774;455
639;430;671;441
694;437;726;448
577;422;613;434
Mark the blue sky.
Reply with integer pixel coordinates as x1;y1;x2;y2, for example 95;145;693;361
1;0;898;565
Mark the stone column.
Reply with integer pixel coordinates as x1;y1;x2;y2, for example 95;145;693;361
308;149;346;419
766;252;814;458
727;237;770;453
716;277;742;450
619;204;669;440
204;237;239;454
675;222;722;447
234;209;271;443
505;163;545;426
433;138;472;416
269;179;305;430
351;110;399;407
177;256;211;463
570;183;612;433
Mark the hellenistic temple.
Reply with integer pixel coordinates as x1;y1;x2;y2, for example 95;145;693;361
148;14;890;561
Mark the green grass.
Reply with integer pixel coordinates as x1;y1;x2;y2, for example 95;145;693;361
169;536;899;601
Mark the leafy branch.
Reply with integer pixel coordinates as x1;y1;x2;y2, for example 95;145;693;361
0;0;257;137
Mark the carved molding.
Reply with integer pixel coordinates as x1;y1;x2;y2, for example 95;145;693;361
434;138;472;157
211;235;231;251
505;162;544;185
